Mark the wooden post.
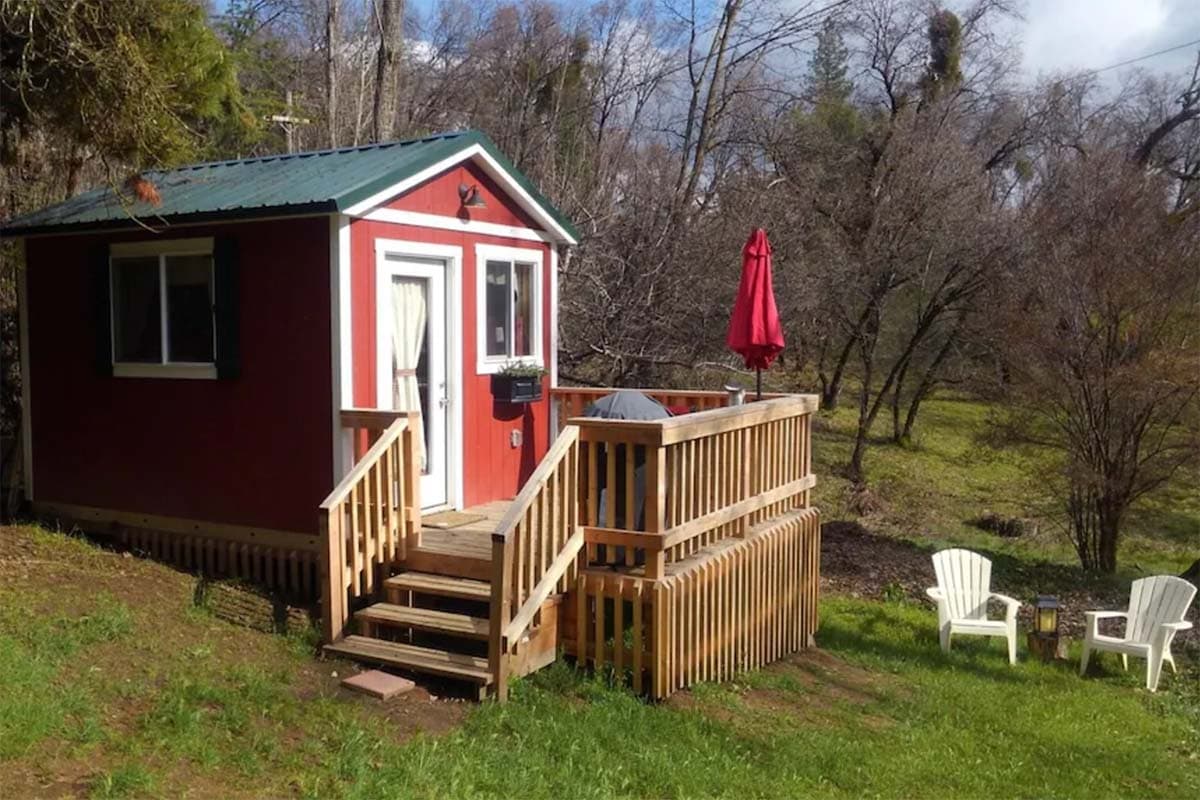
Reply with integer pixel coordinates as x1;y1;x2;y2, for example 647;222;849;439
801;414;812;508
489;533;514;701
645;445;667;579
403;415;422;550
319;509;345;642
736;428;751;537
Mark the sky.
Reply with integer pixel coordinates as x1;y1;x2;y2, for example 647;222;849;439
1018;0;1200;80
209;0;1200;82
399;0;1200;80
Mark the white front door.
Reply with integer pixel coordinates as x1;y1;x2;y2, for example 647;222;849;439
377;255;450;509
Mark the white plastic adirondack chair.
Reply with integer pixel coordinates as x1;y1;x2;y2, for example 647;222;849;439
926;548;1021;664
1080;575;1196;692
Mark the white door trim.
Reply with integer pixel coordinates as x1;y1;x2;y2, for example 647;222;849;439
372;238;463;511
329;214;353;482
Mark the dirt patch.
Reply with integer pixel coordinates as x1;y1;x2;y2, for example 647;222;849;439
369;683;472;735
770;648;896;701
667;648;899;732
747;650;899;725
302;662;473;737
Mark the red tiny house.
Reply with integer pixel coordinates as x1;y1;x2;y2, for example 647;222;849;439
5;130;578;580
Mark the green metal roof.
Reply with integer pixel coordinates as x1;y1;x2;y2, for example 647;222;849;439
2;129;578;241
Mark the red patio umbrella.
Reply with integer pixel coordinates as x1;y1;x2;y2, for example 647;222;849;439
726;228;785;399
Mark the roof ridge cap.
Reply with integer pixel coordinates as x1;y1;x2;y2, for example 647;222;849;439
156;129;476;174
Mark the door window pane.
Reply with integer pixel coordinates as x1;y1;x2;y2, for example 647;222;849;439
514;262;533;357
166;255;214;362
485;260;510;357
390;275;431;474
112;257;161;362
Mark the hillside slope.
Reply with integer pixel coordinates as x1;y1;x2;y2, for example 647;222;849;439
2;521;1197;799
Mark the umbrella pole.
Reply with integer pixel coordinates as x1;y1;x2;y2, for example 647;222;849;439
756;368;762;401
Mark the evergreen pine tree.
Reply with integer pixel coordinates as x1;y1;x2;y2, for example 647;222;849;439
807;17;852;106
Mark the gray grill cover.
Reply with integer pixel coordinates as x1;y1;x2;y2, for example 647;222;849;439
582;390;671;421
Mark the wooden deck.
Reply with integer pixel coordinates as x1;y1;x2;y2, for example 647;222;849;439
416;501;507;562
319;394;822;700
399;500;508;580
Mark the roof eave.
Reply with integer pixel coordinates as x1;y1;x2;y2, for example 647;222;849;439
1;201;340;238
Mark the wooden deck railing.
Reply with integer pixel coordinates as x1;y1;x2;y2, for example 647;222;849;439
550;386;787;433
552;387;729;424
341;408;406;465
571;395;817;578
319;412;422;642
489;425;583;699
568;506;821;698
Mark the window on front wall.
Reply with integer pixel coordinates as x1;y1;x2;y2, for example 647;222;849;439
111;250;215;365
482;257;537;363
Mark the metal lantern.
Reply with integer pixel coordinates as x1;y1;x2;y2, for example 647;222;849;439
1034;595;1060;637
458;182;487;208
1028;595;1063;662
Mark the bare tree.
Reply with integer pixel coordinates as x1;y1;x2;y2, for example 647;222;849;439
371;0;403;141
326;0;340;147
996;158;1199;572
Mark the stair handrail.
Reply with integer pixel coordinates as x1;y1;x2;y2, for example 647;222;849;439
321;416;408;509
488;424;581;699
319;413;421;643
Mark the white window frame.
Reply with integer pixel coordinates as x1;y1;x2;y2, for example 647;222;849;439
109;237;217;380
474;243;544;376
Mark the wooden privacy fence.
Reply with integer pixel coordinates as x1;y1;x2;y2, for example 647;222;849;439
567;507;821;699
319;412;422;641
571;395;817;578
489;426;583;699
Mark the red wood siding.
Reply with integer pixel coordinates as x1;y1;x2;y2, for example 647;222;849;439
351;163;552;507
25;217;333;534
383;160;544;230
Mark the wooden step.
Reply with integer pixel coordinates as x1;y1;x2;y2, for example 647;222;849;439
356;603;490;640
325;635;492;684
385;572;491;602
404;547;492;581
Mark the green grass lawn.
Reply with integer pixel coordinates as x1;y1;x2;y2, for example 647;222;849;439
810;395;1200;577
2;524;1197;799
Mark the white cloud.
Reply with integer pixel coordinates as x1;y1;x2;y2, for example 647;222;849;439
1020;0;1199;79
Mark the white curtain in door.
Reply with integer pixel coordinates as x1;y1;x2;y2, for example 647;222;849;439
391;276;427;470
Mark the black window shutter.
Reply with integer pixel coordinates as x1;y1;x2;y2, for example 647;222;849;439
90;245;113;376
213;236;241;379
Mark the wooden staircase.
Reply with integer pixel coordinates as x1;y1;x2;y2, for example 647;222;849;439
324;563;564;698
318;418;581;699
324;571;496;696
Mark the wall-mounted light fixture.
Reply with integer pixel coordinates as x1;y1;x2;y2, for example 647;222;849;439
458;182;487;208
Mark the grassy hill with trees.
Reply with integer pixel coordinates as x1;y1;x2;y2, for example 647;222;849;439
813;394;1198;578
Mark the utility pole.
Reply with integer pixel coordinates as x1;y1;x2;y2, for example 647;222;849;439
268;90;312;153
